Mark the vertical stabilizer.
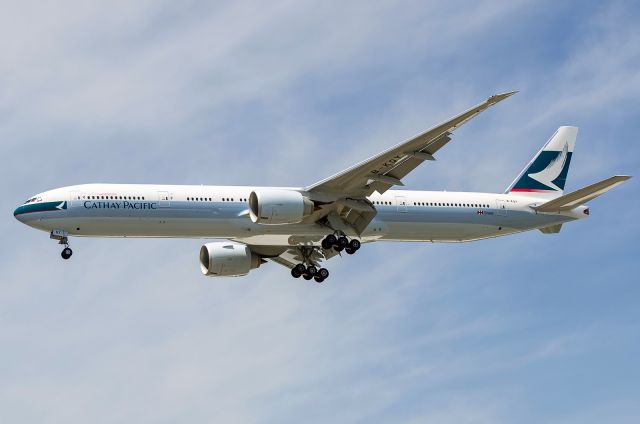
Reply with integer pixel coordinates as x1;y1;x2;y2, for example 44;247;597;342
506;126;578;198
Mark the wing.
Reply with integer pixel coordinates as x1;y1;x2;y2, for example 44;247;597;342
299;91;516;235
305;91;517;197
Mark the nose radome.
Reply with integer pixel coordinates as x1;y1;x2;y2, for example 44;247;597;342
14;205;25;222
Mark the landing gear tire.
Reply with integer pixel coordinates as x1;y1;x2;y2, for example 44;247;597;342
337;236;349;248
317;268;329;279
61;247;73;260
314;276;325;283
306;265;317;276
322;234;337;250
303;273;313;280
349;239;361;251
291;268;302;278
294;263;307;274
333;245;344;252
345;247;356;255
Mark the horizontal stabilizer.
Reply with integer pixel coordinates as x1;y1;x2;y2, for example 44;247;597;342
533;175;631;212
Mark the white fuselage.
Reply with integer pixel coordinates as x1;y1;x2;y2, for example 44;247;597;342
14;183;586;246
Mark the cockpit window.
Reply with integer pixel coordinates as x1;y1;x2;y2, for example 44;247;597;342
24;197;42;204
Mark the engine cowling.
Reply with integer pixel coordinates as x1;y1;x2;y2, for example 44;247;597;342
248;189;314;224
199;242;262;277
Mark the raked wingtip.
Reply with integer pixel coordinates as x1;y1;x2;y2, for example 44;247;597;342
488;90;518;103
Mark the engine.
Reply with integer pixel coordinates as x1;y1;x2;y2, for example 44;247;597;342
248;189;314;224
199;242;262;277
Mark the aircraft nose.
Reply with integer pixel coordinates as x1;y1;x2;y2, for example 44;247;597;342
14;205;25;222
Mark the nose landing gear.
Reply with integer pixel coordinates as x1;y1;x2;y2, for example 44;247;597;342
50;230;72;260
59;237;73;260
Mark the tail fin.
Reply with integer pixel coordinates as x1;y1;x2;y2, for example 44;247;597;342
506;126;578;198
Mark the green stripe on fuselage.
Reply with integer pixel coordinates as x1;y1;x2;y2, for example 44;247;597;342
14;201;66;216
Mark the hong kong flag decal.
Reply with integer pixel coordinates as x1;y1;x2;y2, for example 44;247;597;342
477;210;484;215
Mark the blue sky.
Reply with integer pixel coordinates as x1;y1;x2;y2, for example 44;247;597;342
1;1;639;422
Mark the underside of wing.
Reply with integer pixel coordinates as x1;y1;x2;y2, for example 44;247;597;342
260;245;340;269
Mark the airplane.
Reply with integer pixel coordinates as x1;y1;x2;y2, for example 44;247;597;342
13;92;631;282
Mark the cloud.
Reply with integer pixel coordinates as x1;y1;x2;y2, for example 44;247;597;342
1;1;638;423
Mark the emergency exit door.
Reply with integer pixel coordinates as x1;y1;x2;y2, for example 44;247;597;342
496;199;507;216
396;196;407;213
158;191;171;208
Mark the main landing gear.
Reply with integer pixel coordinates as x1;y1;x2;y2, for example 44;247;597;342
291;263;330;283
289;234;362;283
321;234;361;255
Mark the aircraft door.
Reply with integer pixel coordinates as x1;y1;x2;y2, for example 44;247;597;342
158;191;172;208
396;196;407;213
69;191;83;207
496;199;507;216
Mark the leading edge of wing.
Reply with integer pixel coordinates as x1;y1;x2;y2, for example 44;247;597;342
305;91;517;194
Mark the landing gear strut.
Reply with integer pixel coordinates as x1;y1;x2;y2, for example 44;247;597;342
50;230;73;260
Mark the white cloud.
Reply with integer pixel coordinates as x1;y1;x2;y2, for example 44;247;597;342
1;1;638;423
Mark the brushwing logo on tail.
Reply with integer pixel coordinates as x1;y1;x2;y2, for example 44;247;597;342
527;143;569;191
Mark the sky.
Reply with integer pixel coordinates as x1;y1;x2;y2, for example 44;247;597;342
1;0;639;422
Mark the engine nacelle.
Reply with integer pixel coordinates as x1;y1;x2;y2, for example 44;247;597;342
199;242;262;277
248;189;314;224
